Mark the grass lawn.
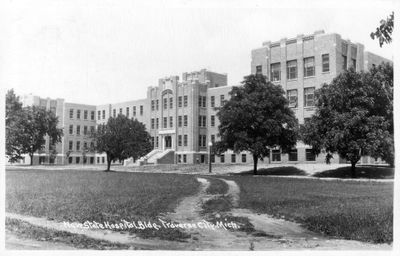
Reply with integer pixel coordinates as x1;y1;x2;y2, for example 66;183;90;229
223;175;393;243
313;165;394;179
6;168;199;241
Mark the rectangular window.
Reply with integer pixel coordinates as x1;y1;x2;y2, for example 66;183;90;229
272;150;281;162
156;118;159;129
184;115;188;127
211;96;215;107
151;118;155;129
126;107;129;117
102;157;105;163
231;154;236;163
288;149;298;161
202;96;206;108
133;106;136;116
169;116;173;127
220;154;225;163
198;96;202;107
287;60;297;79
84;110;88;120
351;59;356;69
322;54;330;72
220;95;225;106
76;141;81;151
163;117;167;128
69;109;74;119
69;125;73;135
90;141;94;149
76;157;80;164
113;109;116;117
91;111;95;120
156;100;159;110
97;111;101;120
151;100;155;111
270;63;281;81
184;135;188;146
169;97;173;109
119;108;122;116
69;157;73;164
211;115;215;126
76;125;80;135
198;115;202;127
198;135;202;147
178;96;182;107
256;65;262;74
306;149;316;161
69;141;73;151
304;87;315;107
83;126;88;135
102;110;105;119
164;98;168;109
156;136;159;147
202;116;206;127
304;57;315;77
211;134;215;143
183;154;187;163
178;116;182;127
151;137;154;148
83;142;88;150
342;55;347;70
77;110;81;119
242;154;247;163
184;96;188;107
140;105;143;115
178;135;182;146
287;89;298;108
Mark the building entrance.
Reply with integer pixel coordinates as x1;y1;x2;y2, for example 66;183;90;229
164;136;172;149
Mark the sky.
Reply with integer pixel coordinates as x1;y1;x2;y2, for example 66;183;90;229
1;0;395;105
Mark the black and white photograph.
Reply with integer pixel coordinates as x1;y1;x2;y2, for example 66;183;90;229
1;0;398;254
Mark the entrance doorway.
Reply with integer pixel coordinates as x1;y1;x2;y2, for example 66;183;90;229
165;136;172;149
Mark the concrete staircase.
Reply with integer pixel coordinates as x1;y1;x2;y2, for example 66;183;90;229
124;149;176;166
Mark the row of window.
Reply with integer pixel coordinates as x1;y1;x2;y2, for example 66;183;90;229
68;141;94;151
69;109;95;120
68;125;95;136
68;156;95;164
271;149;316;162
210;95;225;108
111;105;143;119
287;87;315;108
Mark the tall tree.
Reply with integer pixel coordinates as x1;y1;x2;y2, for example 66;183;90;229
6;105;63;165
370;12;394;47
92;115;152;171
5;89;22;124
301;66;393;177
215;74;298;175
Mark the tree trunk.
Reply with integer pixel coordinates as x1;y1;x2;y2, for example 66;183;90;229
29;153;33;165
253;154;258;175
351;161;357;178
106;154;112;171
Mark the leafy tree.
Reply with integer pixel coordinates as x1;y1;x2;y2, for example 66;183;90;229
370;12;394;47
92;115;152;171
5;89;22;123
215;74;298;175
301;66;393;177
6;105;63;165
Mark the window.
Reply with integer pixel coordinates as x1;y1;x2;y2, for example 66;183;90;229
287;60;297;79
256;65;262;74
304;87;315;107
342;55;347;70
102;110;105;119
198;96;202;107
119;108;123;116
69;109;74;119
90;111;95;120
84;110;88;120
97;111;101;120
306;149;316;161
156;100;159;110
151;137;155;148
76;157;80;164
184;96;188;107
287;90;298;108
69;125;73;135
304;57;315;77
113;109;116;117
220;154;225;163
184;135;188;146
199;115;206;127
231;154;236;163
76;125;80;135
178;135;182;146
69;141;73;150
169;116;173;128
322;54;330;72
83;126;88;135
77;110;81;119
156;118;159;129
242;154;247;163
211;134;215;143
83;142;88;150
220;95;225;106
202;96;206;108
76;141;81;151
89;126;94;134
178;154;182;163
211;96;215;107
272;150;281;162
126;107;129;117
164;98;168;109
69;157;73;164
151;118;155;129
178;96;182;107
198;135;206;147
151;100;155;111
288;149;298;161
183;154;187;163
351;58;356;69
163;117;167;128
156;136;159;147
211;115;215;126
178;116;182;127
270;63;281;81
90;142;94;149
140;105;143;115
198;116;201;126
133;106;136;116
169;97;173;109
184;115;188;126
102;157;105;163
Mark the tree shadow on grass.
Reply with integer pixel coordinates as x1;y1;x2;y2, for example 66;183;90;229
235;166;307;176
313;165;394;179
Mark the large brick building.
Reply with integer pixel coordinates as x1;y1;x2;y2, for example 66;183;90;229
16;30;391;166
